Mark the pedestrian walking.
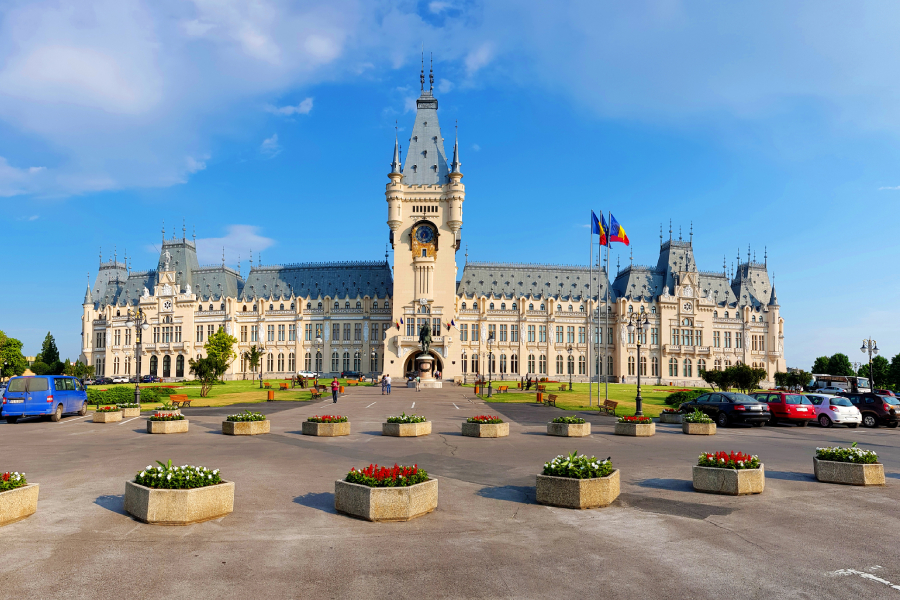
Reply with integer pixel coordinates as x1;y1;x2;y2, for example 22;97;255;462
331;378;339;403
415;375;421;392
381;376;387;395
385;374;392;395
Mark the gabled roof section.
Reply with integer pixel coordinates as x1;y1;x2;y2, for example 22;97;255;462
238;261;393;301
731;262;772;308
655;240;698;292
458;262;612;302
158;237;201;291
402;90;450;185
612;265;665;301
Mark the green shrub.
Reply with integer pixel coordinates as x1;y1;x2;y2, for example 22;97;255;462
816;442;878;464
87;386;167;405
665;390;703;406
551;416;586;424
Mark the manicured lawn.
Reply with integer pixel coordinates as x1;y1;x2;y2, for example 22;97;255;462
468;380;711;417
91;378;371;410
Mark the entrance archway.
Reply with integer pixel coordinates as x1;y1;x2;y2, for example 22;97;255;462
403;350;444;378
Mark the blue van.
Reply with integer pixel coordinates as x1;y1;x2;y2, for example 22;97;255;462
1;376;88;424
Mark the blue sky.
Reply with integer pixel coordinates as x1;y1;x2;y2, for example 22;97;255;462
1;0;899;370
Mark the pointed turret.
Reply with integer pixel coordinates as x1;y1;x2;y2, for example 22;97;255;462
450;129;461;174
83;284;92;305
768;286;779;307
391;134;401;174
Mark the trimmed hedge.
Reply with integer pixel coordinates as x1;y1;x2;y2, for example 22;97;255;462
665;390;704;406
87;386;170;405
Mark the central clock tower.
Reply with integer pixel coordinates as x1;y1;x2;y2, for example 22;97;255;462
384;76;464;380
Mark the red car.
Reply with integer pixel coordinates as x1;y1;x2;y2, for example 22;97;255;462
751;392;816;426
876;389;896;397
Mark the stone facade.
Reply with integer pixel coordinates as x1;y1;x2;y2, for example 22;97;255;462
302;421;350;437
546;422;591;437
614;422;656;437
382;421;432;437
461;422;509;438
222;420;270;436
682;422;716;435
147;420;189;434
92;411;122;423
80;73;786;386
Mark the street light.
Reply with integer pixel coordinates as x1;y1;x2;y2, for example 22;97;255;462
258;345;266;389
861;338;879;389
567;345;573;391
125;307;150;405
627;312;651;416
315;336;323;382
487;332;495;398
370;348;377;382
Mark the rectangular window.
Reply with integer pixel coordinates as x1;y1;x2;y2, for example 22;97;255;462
460;324;468;341
207;325;215;340
251;325;259;342
628;331;634;344
433;319;441;335
344;324;351;341
539;326;547;343
527;325;535;342
125;329;131;345
578;326;585;344
267;325;275;342
499;324;507;342
488;324;497;342
555;326;563;344
305;324;312;341
511;324;519;342
672;329;679;346
651;328;658;345
175;326;182;343
406;320;415;336
472;324;480;342
240;326;247;343
289;324;297;342
95;332;104;348
607;328;613;346
278;325;285;342
567;326;575;344
382;325;387;340
760;337;765;352
315;324;323;339
736;332;742;349
371;324;378;341
354;323;362;341
333;324;340;341
196;326;203;342
696;330;702;347
114;329;120;345
725;331;732;348
152;327;159;344
713;331;720;348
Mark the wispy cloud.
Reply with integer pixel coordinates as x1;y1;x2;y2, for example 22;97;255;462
437;79;454;94
0;157;46;197
429;1;453;14
260;133;281;157
265;97;314;116
465;43;494;74
472;144;481;151
194;225;275;267
878;185;900;190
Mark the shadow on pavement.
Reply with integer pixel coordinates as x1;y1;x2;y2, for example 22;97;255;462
95;494;127;516
437;431;464;437
765;470;816;482
619;493;734;520
293;492;336;514
476;484;534;504
637;478;693;492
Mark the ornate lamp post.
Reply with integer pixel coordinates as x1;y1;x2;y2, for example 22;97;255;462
567;345;574;391
370;348;377;382
627;312;651;416
315;336;323;381
487;332;495;398
860;338;879;389
125;308;150;405
258;345;266;389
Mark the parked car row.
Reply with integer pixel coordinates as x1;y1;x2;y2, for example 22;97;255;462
677;390;898;429
84;375;159;385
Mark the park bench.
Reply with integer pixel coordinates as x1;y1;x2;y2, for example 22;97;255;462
263;383;271;389
546;394;558;407
558;385;567;391
309;388;323;400
279;383;288;390
498;385;509;393
169;394;191;408
600;400;618;416
537;385;546;392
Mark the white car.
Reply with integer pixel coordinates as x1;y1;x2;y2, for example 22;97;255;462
816;386;847;395
111;376;129;384
296;371;318;379
806;393;862;428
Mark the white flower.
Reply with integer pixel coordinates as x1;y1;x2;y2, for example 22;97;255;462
167;474;172;480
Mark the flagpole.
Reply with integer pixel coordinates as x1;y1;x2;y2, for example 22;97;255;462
588;210;593;408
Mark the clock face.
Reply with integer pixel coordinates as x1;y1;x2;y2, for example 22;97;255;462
415;226;435;244
163;301;172;311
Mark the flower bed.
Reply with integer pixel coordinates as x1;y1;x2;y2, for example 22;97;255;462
335;465;437;522
92;407;123;423
693;451;764;495
125;460;233;525
0;472;38;527
659;409;683;424
386;413;427;424
536;452;620;509
467;415;503;424
117;403;141;417
614;416;655;437
149;412;185;421
147;412;189;434
95;406;120;412
618;415;652;424
302;416;350;436
226;410;267;422
547;417;590;437
682;410;716;435
814;443;884;486
684;410;713;424
307;415;348;423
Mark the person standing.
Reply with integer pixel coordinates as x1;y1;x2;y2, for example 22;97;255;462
415;374;421;392
331;377;339;403
385;374;392;395
381;375;387;395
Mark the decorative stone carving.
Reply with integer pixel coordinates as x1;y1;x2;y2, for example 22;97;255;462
163;250;171;271
683;285;694;298
185;284;192;295
143;287;150;298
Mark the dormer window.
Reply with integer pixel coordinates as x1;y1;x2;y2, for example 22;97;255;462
490;303;495;310
317;302;322;309
512;303;517;310
209;304;213;311
540;304;545;311
412;165;417;173
334;302;339;310
306;302;311;310
356;301;361;309
269;304;273;310
253;304;257;311
345;301;350;309
501;303;506;310
280;303;284;310
423;150;427;158
372;301;378;309
473;302;478;310
568;305;573;311
461;302;466;310
528;303;533;310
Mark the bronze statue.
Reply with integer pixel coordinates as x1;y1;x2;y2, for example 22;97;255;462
418;321;432;355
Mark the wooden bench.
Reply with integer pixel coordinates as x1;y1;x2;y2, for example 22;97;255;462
600;400;618;416
558;385;567;391
263;383;271;389
498;385;509;393
546;394;558;407
279;383;288;390
537;385;547;393
169;394;191;408
309;388;323;400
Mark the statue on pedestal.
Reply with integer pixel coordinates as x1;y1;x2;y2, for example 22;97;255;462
418;321;432;355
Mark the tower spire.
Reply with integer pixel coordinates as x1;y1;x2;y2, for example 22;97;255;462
182;219;186;241
764;246;768;266
99;247;102;267
689;221;693;243
391;122;401;174
162;221;165;243
660;224;663;246
450;120;461;174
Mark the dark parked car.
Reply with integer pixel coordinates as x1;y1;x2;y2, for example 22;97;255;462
838;392;900;428
678;392;771;427
140;375;159;384
751;392;816;426
341;371;362;380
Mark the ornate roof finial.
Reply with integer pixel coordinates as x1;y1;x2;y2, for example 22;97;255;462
385;244;389;263
162;220;165;243
420;46;425;91
238;254;241;278
723;254;727;275
669;219;672;242
113;245;117;264
465;244;469;265
192;226;196;244
690;221;693;243
249;249;253;269
124;248;128;273
182;219;186;240
99;246;101;266
429;52;434;92
450;120;461;174
679;225;682;241
630;244;633;265
660;224;663;246
222;246;225;267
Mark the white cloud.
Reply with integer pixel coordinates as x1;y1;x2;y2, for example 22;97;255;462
186;156;208;174
464;43;494;74
878;186;900;190
194;225;275;266
0;157;47;197
471;143;481;152
265;97;314;116
437;78;453;94
260;133;281;157
404;96;417;113
429;2;453;14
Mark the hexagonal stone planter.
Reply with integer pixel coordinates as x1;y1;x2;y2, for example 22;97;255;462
147;420;189;434
536;470;619;509
124;480;234;525
546;422;591;437
693;465;765;496
682;422;716;435
461;422;509;438
93;411;123;423
0;484;39;527
813;458;885;486
659;413;683;424
302;421;350;436
614;422;655;437
121;408;141;418
382;422;432;437
222;420;270;436
334;478;437;522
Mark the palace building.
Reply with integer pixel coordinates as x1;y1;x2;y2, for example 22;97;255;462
79;70;786;386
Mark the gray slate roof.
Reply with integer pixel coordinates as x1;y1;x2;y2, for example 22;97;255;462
458;262;611;301
238;261;393;301
402;91;450;185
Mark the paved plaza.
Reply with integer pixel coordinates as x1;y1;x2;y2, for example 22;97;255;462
2;385;900;599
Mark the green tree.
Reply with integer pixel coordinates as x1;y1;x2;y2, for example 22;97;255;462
701;368;721;390
889;353;900;391
0;330;28;380
827;353;855;377
790;370;812;391
73;360;94;379
811;356;830;374
727;363;768;394
189;356;228;397
243;345;263;381
40;332;62;374
62;358;73;375
30;361;51;375
204;329;238;369
858;356;891;389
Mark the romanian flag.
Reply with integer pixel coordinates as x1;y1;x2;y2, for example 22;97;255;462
609;213;629;246
591;211;608;246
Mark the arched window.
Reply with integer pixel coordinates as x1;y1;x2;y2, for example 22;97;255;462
608;355;614;376
639;355;646;376
253;304;257;311
113;356;119;375
356;301;361;309
472;354;479;374
568;305;573;312
209;304;214;311
342;352;350;372
317;302;322;309
578;355;586;374
529;304;534;310
527;354;535;373
628;356;635;376
315;351;322;372
724;311;729;318
668;357;678;377
628;305;633;313
334;302;339;310
289;352;295;371
176;355;184;378
490;303;495;310
461;302;467;310
499;354;507;374
198;305;202;311
639;305;645;313
567;355;575;375
651;306;656;314
116;310;120;317
556;354;564;374
150;356;158;377
243;305;247;312
353;351;361;371
540;304;545;311
539;354;547;374
269;304;273;310
331;352;339;372
511;354;518;373
698;358;706;373
501;303;506;310
714;359;722;370
751;316;756;322
372;301;378;309
651;356;659;376
266;353;274;371
713;310;718;318
280;303;284;310
163;355;171;378
277;353;284;372
683;358;692;378
512;303;517;310
220;303;225;310
384;301;389;308
345;301;350;309
290;303;295;310
305;352;312;371
473;302;478;310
